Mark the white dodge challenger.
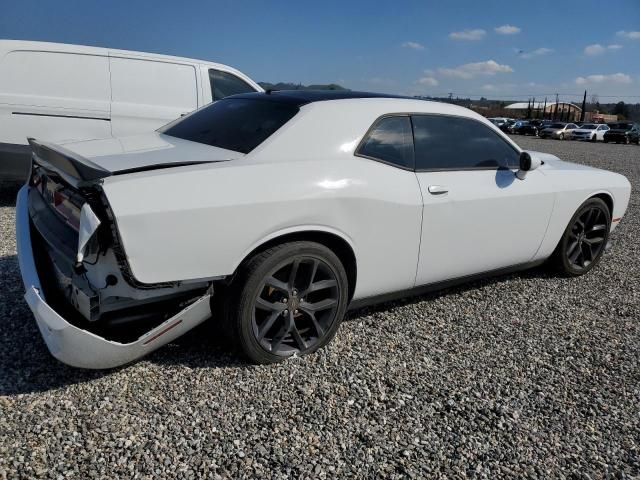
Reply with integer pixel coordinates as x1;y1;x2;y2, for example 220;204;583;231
16;91;631;369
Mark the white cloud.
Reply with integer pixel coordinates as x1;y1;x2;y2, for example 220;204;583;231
418;76;439;87
437;60;513;79
584;44;623;55
575;73;633;85
481;83;516;92
495;25;521;35
520;47;553;59
449;29;486;41
401;41;425;50
616;30;640;40
584;44;606;55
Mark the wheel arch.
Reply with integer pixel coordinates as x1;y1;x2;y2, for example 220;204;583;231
231;227;358;301
588;191;614;216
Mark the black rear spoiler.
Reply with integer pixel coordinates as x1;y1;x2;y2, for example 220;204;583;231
28;137;112;188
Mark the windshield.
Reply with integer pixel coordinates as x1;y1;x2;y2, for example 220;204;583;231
550;123;565;128
580;124;596;130
609;123;633;130
160;98;299;154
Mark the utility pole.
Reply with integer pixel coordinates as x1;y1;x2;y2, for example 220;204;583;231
543;97;547;120
580;89;587;122
448;92;453;103
553;94;559;121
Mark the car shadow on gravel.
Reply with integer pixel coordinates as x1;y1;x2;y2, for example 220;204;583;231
0;182;21;207
345;264;555;320
1;248;556;395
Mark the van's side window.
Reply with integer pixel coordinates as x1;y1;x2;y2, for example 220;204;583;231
209;70;256;101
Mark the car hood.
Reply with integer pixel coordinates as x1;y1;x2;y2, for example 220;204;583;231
58;132;242;173
533;151;601;172
573;129;596;134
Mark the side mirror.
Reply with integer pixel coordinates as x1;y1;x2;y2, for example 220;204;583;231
516;151;541;180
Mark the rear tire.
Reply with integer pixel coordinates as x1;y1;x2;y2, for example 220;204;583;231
223;241;349;364
550;198;611;276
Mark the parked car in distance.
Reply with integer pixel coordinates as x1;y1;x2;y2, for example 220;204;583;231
16;91;631;369
0;40;263;181
512;120;529;134
515;119;543;136
603;122;640;144
499;119;517;134
488;117;512;127
539;122;578;140
571;124;610;142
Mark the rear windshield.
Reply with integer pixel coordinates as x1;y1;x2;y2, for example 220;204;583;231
608;123;633;130
160;98;299;154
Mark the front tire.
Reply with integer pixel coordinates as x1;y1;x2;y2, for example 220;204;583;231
224;241;349;364
559;133;565;140
551;198;611;276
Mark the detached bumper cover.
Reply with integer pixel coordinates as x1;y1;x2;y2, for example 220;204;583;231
16;186;212;369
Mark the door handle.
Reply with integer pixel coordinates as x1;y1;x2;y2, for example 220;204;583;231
428;185;448;195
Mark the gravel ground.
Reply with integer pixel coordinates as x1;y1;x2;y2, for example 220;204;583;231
1;138;639;479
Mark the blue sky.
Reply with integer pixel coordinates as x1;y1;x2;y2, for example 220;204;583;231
1;0;639;102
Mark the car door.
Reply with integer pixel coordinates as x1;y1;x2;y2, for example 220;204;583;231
597;124;609;140
412;114;555;286
109;55;198;136
353;115;424;296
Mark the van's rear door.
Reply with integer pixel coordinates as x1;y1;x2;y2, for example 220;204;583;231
0;43;112;180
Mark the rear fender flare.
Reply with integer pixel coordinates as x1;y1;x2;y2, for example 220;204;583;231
231;224;357;274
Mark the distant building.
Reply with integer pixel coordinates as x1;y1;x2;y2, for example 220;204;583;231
504;102;618;123
584;111;618;123
505;101;582;121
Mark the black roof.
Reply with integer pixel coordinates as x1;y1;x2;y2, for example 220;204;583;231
229;90;414;106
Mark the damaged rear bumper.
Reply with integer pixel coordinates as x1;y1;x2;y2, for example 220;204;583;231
16;185;212;369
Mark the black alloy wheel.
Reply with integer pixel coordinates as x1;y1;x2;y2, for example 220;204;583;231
251;256;340;356
225;241;348;364
552;198;611;276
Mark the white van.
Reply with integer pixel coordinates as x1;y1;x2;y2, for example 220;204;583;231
0;40;263;180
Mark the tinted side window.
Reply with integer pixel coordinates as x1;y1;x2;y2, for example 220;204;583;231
209;69;256;101
160;98;298;154
357;116;414;169
412;115;520;170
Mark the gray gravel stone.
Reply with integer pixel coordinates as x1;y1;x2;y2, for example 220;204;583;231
0;138;639;478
